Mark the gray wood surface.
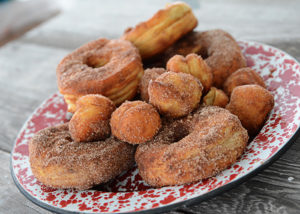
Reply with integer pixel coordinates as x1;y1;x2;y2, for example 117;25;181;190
1;0;300;213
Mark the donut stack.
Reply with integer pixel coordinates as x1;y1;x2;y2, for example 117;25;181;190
29;2;274;190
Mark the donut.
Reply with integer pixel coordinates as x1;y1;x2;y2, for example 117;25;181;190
166;53;213;93
29;123;135;190
203;87;229;108
139;68;166;102
226;85;274;136
110;101;161;144
197;29;247;87
223;67;266;95
144;30;246;88
148;71;203;118
69;94;115;142
122;2;197;59
56;38;143;113
144;31;203;68
135;106;248;187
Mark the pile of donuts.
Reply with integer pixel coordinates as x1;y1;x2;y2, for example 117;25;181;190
29;2;274;189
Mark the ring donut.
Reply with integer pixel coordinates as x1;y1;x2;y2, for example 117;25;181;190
144;30;246;88
135;106;248;187
29;123;135;190
56;38;144;113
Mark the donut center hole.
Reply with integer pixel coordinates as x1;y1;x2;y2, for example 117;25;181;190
197;48;208;59
86;55;109;68
170;123;190;142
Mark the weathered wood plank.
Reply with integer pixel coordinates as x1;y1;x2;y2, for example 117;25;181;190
0;0;59;46
0;42;68;152
19;0;300;49
0;150;52;214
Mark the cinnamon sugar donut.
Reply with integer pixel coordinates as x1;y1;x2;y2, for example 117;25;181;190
69;94;115;142
56;38;143;113
139;68;166;102
122;2;197;59
223;67;266;95
203;87;229;108
166;53;213;93
110;101;161;144
145;30;246;88
226;85;274;136
135;106;248;187
29;123;135;190
149;72;203;118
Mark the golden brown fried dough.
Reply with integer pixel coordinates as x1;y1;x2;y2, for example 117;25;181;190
148;72;203;118
29;123;135;190
226;85;274;136
56;38;143;112
69;95;115;142
135;106;248;187
167;53;213;92
223;67;266;95
139;68;166;102
122;2;197;59
110;101;161;144
203;87;229;108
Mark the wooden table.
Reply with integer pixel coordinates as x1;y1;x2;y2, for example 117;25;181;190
1;0;300;213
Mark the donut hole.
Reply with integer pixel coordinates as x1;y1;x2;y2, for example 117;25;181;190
85;55;110;68
168;122;190;143
197;47;208;59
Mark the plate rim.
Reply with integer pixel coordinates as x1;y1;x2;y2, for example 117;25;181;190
10;40;300;214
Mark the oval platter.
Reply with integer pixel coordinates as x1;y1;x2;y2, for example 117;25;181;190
11;41;300;213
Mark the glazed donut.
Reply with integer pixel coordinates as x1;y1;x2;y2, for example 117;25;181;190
226;85;274;136
139;68;166;102
56;38;143;113
135;106;248;187
110;101;161;144
69;94;115;142
203;87;229;108
166;53;213;93
223;67;266;95
29;123;135;190
122;2;197;59
148;71;203;118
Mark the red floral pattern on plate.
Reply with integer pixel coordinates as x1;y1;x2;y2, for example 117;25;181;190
11;41;300;213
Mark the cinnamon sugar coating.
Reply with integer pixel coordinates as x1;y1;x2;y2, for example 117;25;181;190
148;72;203;118
167;53;213;93
56;38;143;112
29;123;135;190
139;68;166;102
145;30;246;88
69;94;115;142
223;67;266;95
226;85;274;136
203;87;229;108
135;106;248;187
122;2;197;59
110;101;161;144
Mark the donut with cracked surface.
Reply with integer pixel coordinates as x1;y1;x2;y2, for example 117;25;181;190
148;71;203;118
